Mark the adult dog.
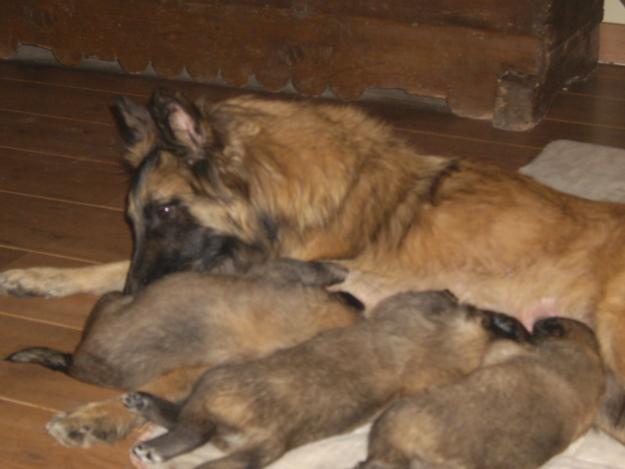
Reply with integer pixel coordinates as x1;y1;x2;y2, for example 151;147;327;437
1;90;624;441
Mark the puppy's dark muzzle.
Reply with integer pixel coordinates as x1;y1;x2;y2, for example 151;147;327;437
483;311;531;342
532;317;566;339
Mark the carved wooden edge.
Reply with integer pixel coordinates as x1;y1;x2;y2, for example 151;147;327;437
0;1;603;130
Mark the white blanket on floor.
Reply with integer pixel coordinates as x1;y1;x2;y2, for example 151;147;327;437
143;140;625;469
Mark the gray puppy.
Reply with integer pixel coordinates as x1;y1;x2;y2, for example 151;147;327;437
358;317;605;469
124;290;529;468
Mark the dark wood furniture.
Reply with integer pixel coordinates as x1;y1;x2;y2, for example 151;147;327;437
0;1;603;130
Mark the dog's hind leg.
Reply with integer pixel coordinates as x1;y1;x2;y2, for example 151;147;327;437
46;365;208;447
124;391;181;429
0;260;129;297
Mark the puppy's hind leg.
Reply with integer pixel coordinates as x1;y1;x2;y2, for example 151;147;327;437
46;366;209;448
5;347;71;372
124;391;180;429
132;422;216;464
595;285;625;444
194;441;287;469
595;371;625;443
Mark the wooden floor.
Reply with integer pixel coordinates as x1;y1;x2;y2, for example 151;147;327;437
0;59;624;468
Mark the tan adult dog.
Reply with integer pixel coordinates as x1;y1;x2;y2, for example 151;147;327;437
0;90;623;440
358;317;605;469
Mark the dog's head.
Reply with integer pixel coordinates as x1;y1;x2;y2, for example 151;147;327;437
113;90;274;293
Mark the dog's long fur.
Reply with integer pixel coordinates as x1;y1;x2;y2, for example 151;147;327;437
358;317;606;469
125;291;529;468
2;91;625;440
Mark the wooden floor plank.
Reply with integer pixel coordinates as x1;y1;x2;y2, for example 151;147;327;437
1;314;81;356
0;248;26;268
0;148;127;209
0;110;121;163
0;315;125;410
373;104;625;150
0;361;121;412
0;400;134;469
547;93;625;130
564;64;625;101
0;192;131;263
0;77;142;125
397;130;537;171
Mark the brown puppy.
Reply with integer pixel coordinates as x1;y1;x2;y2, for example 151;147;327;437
6;259;362;447
124;291;529;468
2;91;625;438
358;317;605;469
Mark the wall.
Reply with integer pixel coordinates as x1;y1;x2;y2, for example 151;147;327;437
604;0;625;23
601;0;625;64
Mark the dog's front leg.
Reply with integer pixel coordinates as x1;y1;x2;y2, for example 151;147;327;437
0;260;129;297
46;365;208;447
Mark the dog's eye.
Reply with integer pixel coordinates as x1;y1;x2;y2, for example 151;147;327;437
156;204;176;219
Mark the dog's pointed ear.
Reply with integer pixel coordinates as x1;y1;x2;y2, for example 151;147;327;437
111;97;157;168
149;89;209;161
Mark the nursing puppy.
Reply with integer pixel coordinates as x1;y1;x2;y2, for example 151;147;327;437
359;317;605;469
124;291;529;468
6;259;362;447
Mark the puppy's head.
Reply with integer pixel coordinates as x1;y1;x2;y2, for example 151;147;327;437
532;317;599;351
473;308;531;343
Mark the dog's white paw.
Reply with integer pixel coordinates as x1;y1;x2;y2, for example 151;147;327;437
0;267;72;297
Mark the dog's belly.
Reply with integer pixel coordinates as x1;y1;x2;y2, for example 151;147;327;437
336;269;594;330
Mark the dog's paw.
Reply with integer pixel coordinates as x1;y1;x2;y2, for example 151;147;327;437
0;267;71;297
132;442;165;464
46;400;138;447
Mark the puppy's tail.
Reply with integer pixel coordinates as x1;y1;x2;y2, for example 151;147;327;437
5;347;72;373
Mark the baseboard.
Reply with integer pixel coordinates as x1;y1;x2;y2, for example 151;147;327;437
600;23;625;65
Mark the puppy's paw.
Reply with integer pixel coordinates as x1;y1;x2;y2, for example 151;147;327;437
123;392;152;412
132;442;165;464
46;399;139;447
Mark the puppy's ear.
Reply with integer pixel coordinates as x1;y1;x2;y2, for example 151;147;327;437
111;97;157;168
246;259;349;287
149;88;209;161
